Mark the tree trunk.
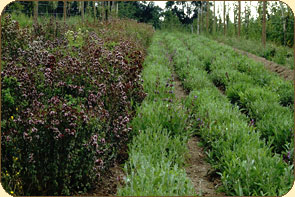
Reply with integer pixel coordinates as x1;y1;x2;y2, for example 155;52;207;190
112;1;115;12
213;1;216;34
101;2;104;20
226;13;229;32
238;1;241;37
200;2;203;34
262;1;266;47
105;2;109;21
63;1;67;23
234;6;236;35
206;2;209;34
116;1;119;16
93;1;96;22
245;6;247;29
81;1;84;21
280;2;286;46
198;7;200;35
223;1;226;35
34;1;38;23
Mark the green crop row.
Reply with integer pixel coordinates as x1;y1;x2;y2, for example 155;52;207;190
186;33;294;109
211;35;294;70
117;33;196;196
162;31;294;196
180;33;294;156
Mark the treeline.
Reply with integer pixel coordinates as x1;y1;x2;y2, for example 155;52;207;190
3;1;163;28
161;1;294;48
3;1;294;47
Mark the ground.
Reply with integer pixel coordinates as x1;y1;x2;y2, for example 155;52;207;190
169;56;222;196
224;43;294;81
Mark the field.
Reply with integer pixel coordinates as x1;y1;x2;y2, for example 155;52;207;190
210;35;294;70
1;11;294;197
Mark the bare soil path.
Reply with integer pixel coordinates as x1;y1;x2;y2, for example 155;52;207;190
172;72;222;196
220;42;294;81
88;163;124;196
166;47;222;195
79;154;126;196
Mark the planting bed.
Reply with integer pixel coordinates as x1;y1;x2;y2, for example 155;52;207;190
179;33;294;156
223;43;294;81
1;14;294;196
117;33;196;196
162;32;294;196
1;15;153;195
212;35;294;70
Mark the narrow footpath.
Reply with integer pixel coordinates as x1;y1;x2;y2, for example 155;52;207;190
172;71;222;196
220;42;294;81
166;49;223;196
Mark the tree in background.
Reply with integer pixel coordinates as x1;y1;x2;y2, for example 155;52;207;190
3;1;294;47
161;10;182;30
165;1;205;25
118;1;162;28
3;1;25;14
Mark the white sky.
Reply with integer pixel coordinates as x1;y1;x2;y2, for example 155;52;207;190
152;1;286;22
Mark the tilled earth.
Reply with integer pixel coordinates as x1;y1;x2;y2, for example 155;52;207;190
170;68;223;196
222;43;294;81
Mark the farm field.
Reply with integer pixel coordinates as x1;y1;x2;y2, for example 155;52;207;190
211;35;294;70
117;31;294;196
1;1;295;196
161;31;294;195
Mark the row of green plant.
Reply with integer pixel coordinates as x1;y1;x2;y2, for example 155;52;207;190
1;15;154;195
177;33;294;157
117;33;196;196
162;31;294;196
209;34;294;70
186;34;294;110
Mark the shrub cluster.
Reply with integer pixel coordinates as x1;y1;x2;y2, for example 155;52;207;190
1;15;153;195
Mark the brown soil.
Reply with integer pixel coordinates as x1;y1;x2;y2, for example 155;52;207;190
172;74;187;100
166;50;222;195
186;137;224;196
77;148;128;196
172;73;223;195
79;162;125;196
221;43;294;81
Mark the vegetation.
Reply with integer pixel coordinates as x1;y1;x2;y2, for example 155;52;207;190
211;35;294;69
117;33;195;196
1;1;294;196
161;31;294;196
179;33;294;157
1;14;153;195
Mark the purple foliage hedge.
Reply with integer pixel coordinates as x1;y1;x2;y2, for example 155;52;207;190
1;15;153;195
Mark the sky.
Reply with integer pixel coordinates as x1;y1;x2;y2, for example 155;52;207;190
152;1;282;22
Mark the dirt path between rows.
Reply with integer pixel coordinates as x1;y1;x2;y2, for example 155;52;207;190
171;72;222;196
220;42;294;81
84;163;125;196
165;46;222;195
